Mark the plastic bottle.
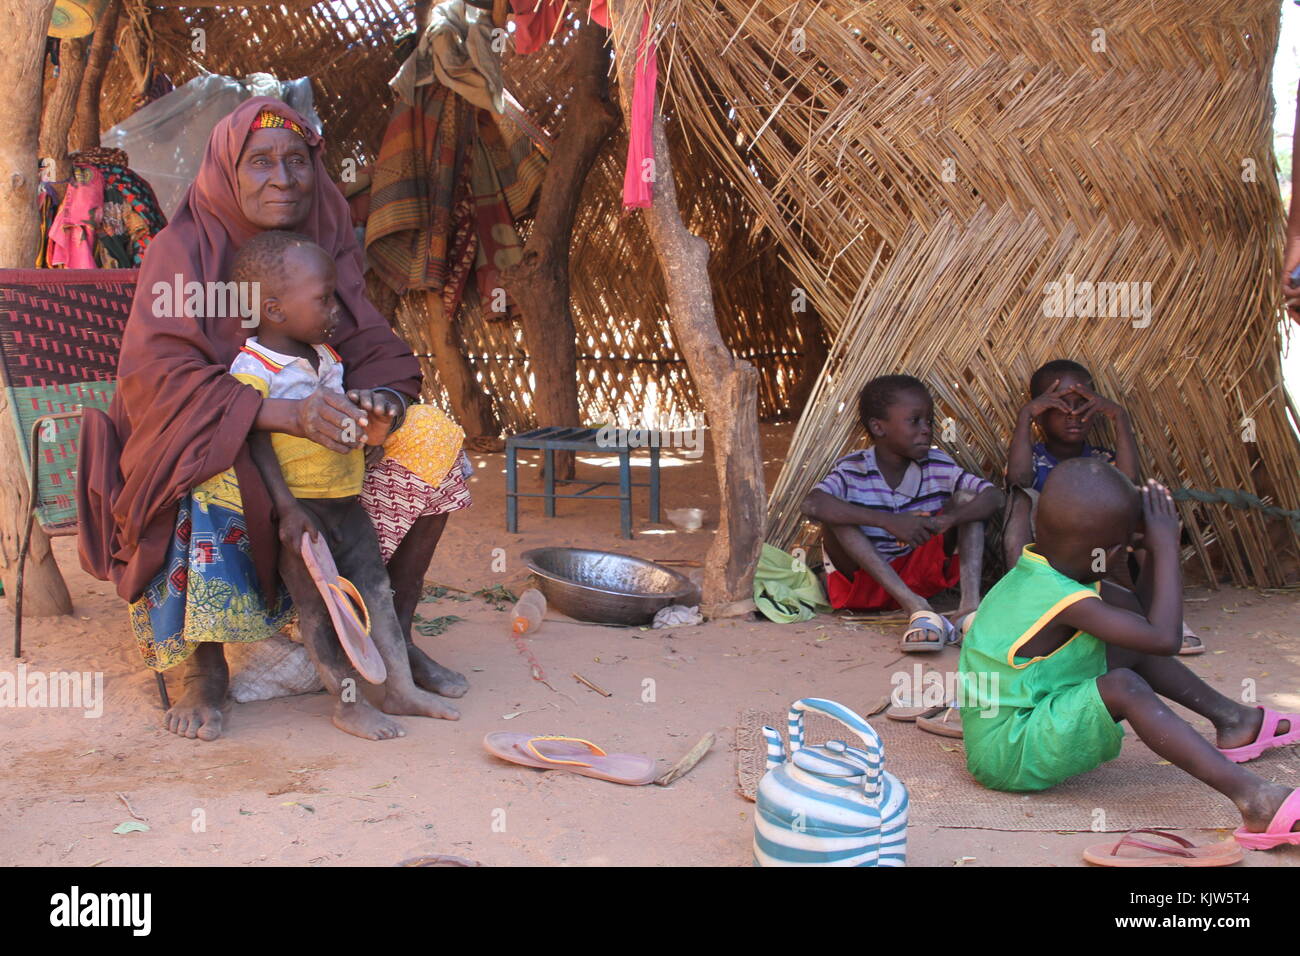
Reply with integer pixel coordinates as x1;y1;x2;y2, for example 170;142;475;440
511;588;547;635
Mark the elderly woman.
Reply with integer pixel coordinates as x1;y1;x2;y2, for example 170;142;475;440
78;98;470;741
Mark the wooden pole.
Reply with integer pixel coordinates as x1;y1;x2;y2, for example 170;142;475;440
421;291;500;445
70;0;122;154
610;2;764;610
501;11;618;480
0;0;74;618
40;37;90;185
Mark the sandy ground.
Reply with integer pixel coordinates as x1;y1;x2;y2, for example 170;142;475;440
1;423;1298;867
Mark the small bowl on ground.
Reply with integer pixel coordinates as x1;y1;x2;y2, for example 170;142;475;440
521;547;696;626
666;507;705;532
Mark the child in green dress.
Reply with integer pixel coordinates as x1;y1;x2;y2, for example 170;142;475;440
958;457;1300;849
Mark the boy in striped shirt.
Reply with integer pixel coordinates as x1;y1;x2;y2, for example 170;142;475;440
801;375;1003;652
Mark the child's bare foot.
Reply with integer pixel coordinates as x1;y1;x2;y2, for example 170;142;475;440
382;685;461;721
408;646;470;698
1215;707;1266;751
333;698;406;740
1239;783;1300;833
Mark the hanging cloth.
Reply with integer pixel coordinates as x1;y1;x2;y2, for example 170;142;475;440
510;0;610;56
48;164;104;270
621;10;657;209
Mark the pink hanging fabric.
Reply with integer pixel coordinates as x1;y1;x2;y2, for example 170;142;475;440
48;165;104;269
621;11;656;209
511;0;610;56
507;1;652;207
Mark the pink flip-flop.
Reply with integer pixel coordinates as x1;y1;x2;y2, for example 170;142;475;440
300;531;387;684
482;732;657;785
1233;789;1300;850
1217;707;1300;763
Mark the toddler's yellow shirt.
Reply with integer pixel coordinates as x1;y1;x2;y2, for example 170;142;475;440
230;338;364;499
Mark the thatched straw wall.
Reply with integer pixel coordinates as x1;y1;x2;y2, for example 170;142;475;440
625;0;1298;586
77;0;1299;584
86;1;823;428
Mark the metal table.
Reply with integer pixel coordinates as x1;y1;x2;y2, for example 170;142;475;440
505;426;662;539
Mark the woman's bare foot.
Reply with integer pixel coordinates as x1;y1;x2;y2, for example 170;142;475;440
333;698;406;740
408;645;469;698
382;684;461;721
1239;783;1300;833
163;644;228;741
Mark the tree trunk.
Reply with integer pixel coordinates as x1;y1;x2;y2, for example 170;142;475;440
610;4;765;610
40;37;90;184
502;14;618;480
0;0;74;619
70;0;122;154
421;291;500;446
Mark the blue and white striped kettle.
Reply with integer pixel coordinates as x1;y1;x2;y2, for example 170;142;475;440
753;698;908;866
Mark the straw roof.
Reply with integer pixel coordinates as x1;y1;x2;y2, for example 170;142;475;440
81;0;1299;585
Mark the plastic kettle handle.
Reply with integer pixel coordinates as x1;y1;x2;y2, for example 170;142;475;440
788;698;884;798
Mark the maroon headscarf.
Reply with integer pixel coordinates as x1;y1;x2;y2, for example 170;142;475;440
78;97;421;602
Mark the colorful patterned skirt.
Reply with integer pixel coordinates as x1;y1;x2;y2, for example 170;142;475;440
130;453;473;672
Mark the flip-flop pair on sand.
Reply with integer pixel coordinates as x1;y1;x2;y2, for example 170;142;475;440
483;733;657;785
887;701;963;738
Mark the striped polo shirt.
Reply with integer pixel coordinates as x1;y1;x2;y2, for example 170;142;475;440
814;446;993;559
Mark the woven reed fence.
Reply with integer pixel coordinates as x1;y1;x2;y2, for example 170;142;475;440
83;0;822;427
80;0;1299;584
624;0;1300;587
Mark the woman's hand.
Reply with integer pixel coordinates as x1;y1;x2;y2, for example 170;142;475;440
347;388;398;446
295;388;367;453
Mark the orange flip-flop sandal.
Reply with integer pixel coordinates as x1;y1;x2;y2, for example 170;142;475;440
300;531;387;684
482;732;657;785
1083;829;1243;867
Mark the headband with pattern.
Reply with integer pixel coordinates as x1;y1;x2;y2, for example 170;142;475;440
249;109;307;139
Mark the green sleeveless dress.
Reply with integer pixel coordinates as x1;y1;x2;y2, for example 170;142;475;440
958;547;1125;791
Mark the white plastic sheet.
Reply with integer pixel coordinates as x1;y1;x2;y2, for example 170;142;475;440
102;73;322;220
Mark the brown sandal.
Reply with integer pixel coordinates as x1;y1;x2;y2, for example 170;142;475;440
1083;829;1242;867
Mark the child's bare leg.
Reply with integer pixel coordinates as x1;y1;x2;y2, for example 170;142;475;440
278;548;406;741
1096;668;1294;833
1102;584;1260;745
823;522;929;614
951;489;983;620
1106;644;1266;748
322;500;460;721
1003;488;1033;570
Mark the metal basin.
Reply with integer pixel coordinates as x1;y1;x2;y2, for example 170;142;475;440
520;547;696;626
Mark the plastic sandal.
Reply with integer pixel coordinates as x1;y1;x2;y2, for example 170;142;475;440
901;610;952;653
300;531;387;684
1083;829;1243;867
482;732;658;785
917;706;963;738
1218;707;1300;763
1233;790;1300;850
1178;623;1206;656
